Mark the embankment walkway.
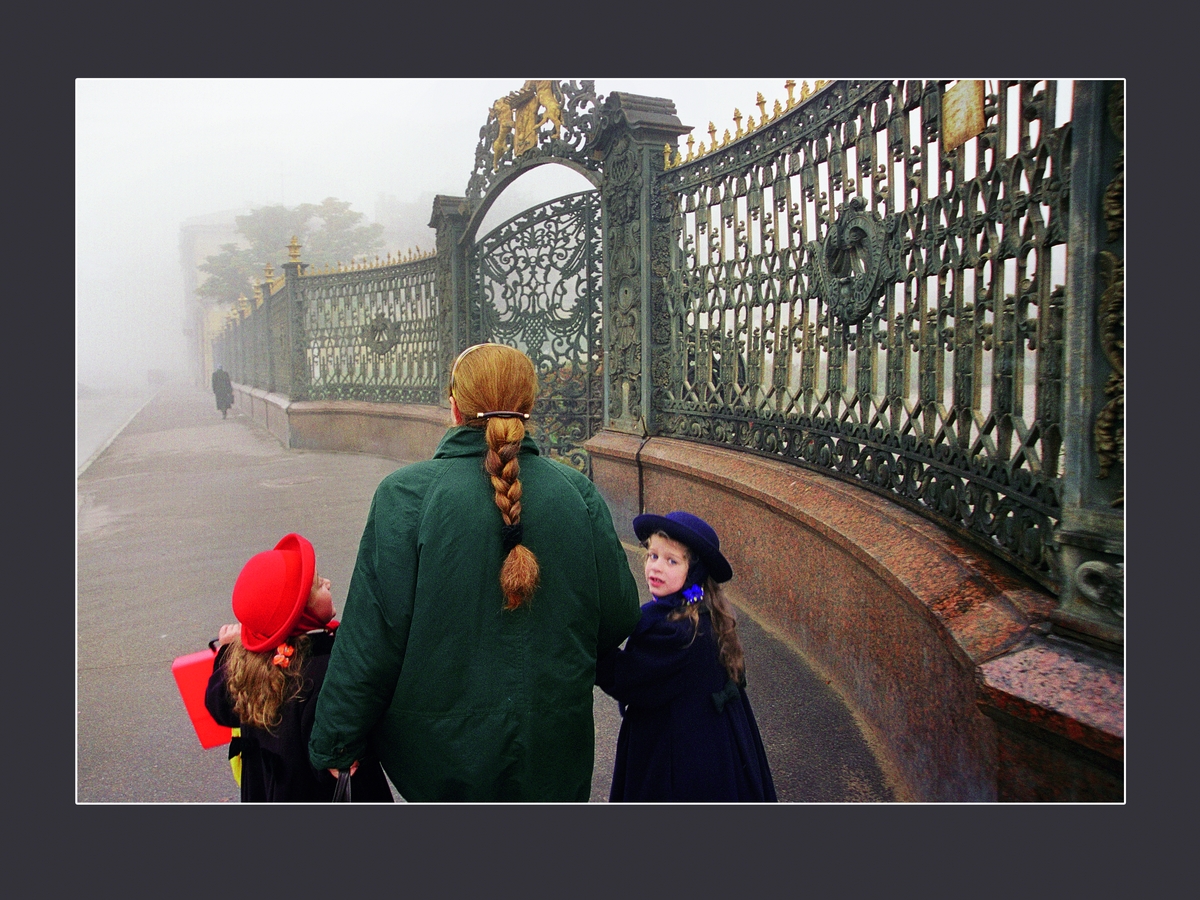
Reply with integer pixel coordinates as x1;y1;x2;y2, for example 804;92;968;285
76;381;894;802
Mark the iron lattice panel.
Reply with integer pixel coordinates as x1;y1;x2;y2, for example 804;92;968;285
269;293;292;396
658;80;1070;591
469;189;603;473
299;258;441;404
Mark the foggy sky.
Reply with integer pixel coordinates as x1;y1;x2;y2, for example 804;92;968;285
75;77;817;389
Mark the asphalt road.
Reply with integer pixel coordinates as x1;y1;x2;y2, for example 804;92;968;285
76;381;894;803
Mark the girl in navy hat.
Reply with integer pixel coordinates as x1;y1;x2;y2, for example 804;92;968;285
596;510;777;802
204;533;393;803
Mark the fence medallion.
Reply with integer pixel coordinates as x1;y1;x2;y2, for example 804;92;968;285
363;314;400;355
813;197;889;326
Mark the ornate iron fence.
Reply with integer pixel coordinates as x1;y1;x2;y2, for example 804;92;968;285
657;80;1073;591
210;78;1123;632
299;257;441;404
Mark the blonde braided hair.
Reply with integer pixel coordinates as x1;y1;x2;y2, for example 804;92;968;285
449;344;541;610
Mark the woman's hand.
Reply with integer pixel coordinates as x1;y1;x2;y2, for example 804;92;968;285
217;623;241;646
328;761;359;778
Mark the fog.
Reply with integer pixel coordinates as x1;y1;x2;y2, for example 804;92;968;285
75;77;816;391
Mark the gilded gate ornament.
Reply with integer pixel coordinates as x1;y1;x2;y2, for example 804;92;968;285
488;80;565;171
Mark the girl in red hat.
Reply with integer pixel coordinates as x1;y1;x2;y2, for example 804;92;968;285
204;533;393;803
596;510;777;802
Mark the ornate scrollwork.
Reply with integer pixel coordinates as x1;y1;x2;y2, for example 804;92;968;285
468;190;603;472
1104;82;1124;243
1094;251;1124;502
466;80;608;211
1075;559;1123;620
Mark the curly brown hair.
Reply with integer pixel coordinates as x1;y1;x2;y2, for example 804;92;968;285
657;536;746;685
221;635;311;732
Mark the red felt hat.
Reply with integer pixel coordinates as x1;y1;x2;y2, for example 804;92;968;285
231;533;315;653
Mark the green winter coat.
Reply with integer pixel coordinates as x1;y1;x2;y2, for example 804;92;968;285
309;425;641;801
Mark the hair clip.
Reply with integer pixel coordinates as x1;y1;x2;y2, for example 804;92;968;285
272;643;294;668
682;584;704;605
476;411;530;420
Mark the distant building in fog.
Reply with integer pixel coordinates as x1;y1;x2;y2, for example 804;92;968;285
180;196;440;387
179;209;248;388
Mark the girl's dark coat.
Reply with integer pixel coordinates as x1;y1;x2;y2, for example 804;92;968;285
205;630;393;803
596;598;777;802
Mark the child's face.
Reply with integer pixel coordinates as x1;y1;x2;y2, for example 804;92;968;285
644;533;690;598
307;570;335;623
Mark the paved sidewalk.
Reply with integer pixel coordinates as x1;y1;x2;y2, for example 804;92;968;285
76;381;894;802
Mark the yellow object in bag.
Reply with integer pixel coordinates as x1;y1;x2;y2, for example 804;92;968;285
228;728;242;787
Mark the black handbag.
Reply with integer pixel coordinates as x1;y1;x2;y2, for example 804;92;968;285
331;770;352;803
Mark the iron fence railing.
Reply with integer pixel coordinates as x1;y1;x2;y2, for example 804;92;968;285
210;77;1122;622
657;80;1073;592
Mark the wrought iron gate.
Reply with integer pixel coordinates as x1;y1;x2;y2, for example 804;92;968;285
467;187;604;473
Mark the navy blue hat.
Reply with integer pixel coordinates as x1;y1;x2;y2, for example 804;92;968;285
632;510;733;583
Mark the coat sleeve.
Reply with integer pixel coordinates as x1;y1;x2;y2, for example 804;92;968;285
595;610;701;708
309;472;421;771
203;644;239;728
578;477;641;652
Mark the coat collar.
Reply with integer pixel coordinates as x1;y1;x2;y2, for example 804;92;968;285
433;425;542;460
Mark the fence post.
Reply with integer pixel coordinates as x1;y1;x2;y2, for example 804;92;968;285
430;195;469;405
592;93;691;435
1052;81;1124;649
280;236;306;400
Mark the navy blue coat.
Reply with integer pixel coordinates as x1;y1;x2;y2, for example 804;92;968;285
595;597;777;802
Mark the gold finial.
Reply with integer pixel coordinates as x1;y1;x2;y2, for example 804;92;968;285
801;81;811;101
722;128;731;147
697;141;706;157
773;99;783;120
708;122;718;147
815;79;830;92
746;114;756;132
263;261;274;279
686;134;695;161
756;92;767;122
673;147;682;167
664;143;673;169
785;79;796;109
287;235;301;261
733;108;743;138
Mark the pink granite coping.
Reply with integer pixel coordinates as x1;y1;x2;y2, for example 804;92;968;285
977;643;1124;761
625;435;1057;669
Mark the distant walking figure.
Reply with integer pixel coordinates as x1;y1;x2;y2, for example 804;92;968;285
211;365;234;418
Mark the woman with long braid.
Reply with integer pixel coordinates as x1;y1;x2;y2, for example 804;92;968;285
309;343;641;801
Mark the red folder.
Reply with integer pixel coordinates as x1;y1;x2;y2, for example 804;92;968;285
171;647;233;749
